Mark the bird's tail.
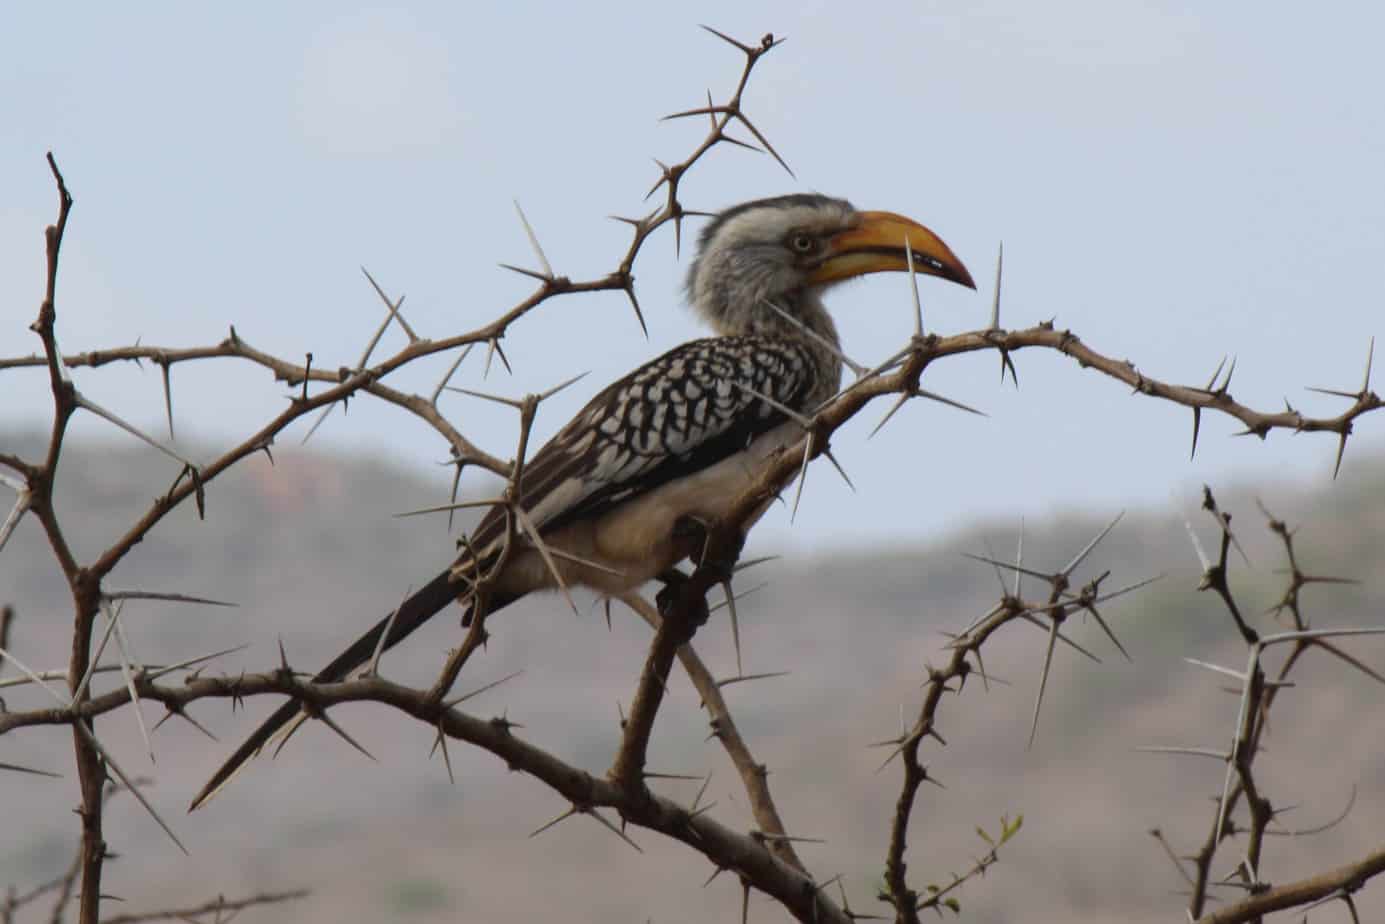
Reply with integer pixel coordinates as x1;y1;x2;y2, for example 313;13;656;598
189;568;465;811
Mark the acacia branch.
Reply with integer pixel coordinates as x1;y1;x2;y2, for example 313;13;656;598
618;592;807;873
0;667;847;923
1197;845;1385;924
97;889;309;924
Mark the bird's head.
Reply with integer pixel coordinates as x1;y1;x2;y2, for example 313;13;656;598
685;193;975;337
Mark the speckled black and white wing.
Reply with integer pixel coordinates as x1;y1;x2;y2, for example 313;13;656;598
464;336;819;556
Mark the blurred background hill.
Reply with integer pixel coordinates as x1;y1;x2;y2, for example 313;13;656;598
3;432;1383;922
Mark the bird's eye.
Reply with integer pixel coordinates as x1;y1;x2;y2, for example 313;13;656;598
789;233;815;253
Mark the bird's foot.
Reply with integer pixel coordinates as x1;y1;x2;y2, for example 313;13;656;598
672;514;743;586
654;567;712;637
656;516;744;636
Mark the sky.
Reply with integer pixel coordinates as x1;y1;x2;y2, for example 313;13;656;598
3;2;1383;553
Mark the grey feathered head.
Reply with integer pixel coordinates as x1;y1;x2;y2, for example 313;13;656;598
685;193;974;338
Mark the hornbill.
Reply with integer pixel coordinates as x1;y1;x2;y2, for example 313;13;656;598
189;193;974;810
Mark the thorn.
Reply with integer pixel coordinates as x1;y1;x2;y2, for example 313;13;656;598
948;601;1007;644
821;448;855;491
145;643;250;681
905;235;924;338
1333;427;1350;479
719;133;764;154
1014;517;1025;597
1310;638;1385;686
734;111;793;177
1183;512;1211;572
988;242;1004;331
868;393;910;439
1135;745;1230;761
530;804;580;838
433;722;455;784
691;770;714;813
0;760;61;778
316;709;377;763
734;555;779;573
75;722;188;855
360;266;420;342
431;344;474;406
709;582;767;616
544;545;627;578
514;506;580;616
661;104;729;123
790;433;815;523
0;644;69;704
981;537;1009;596
539;370;591;402
173;707;220;743
73;392;200;470
445;457;466;533
722;580;744;676
588;806;643;853
1087;572;1165;606
394;497;508;519
1061;510;1125;577
729;379;814;429
512;200;554;280
367;590;406;677
160;363;175;440
913;388;987;417
498;262;552;283
482;338;506;379
0;491;33;556
645;157;677;202
699;24;756;55
623;278;649;339
300;401;335;444
1275;783;1357;837
761;299;866;376
1183;657;1246;682
103;590;237;608
447;385;524;410
72;604;122;704
999;348;1019;388
1027;618;1061;749
1017;611;1102;663
1080;602;1131;662
1304;385;1358;399
491;339;513;375
959;552;1051;585
442;669;525;709
105;601;155;763
717;670;790;689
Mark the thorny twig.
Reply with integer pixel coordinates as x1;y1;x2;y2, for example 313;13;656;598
1142;490;1385;923
4;25;1384;924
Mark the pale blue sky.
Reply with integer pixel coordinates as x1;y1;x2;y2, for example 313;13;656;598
3;3;1382;550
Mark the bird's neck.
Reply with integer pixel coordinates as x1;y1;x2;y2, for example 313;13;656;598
738;288;844;405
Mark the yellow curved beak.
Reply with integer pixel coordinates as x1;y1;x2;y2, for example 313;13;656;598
808;210;975;290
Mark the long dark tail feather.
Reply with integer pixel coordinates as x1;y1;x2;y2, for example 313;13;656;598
189;568;465;811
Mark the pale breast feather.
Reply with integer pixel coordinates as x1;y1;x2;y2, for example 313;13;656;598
461;336;816;559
